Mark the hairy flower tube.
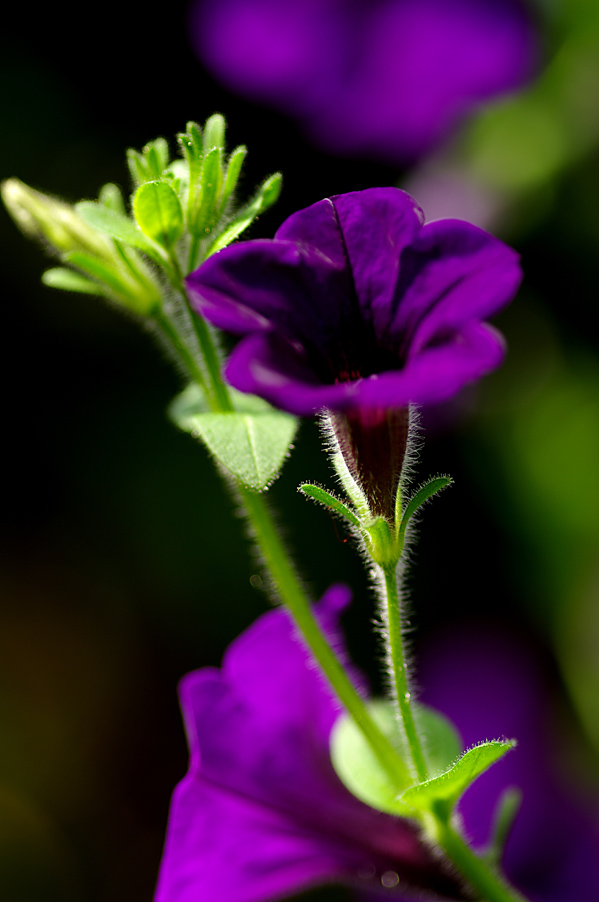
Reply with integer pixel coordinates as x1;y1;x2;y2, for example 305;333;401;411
155;586;466;902
187;187;522;519
189;0;537;162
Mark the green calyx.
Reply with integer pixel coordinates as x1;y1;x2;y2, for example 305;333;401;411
299;473;453;568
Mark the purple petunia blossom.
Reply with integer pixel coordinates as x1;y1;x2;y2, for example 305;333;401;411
187;188;521;419
189;0;537;163
421;627;599;902
154;585;465;902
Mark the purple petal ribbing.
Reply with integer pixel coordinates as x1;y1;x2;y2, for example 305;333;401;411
187;188;522;416
155;586;463;902
189;0;537;162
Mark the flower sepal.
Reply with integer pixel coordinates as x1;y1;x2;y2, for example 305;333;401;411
364;515;400;568
397;475;453;539
298;484;403;567
298;483;361;529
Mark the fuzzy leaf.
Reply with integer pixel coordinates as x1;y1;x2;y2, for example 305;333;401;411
98;183;126;215
76;201;163;260
62;252;132;303
399;740;516;816
133;181;184;248
42;267;104;295
330;700;462;817
192;147;222;236
486;787;522;865
208;172;282;254
220;145;247;209
169;383;297;490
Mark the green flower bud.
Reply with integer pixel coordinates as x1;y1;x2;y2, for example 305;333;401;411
1;178;113;260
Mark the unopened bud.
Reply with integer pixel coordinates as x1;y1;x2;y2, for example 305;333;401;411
1;178;112;259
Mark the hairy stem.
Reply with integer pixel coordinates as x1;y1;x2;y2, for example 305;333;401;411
240;487;409;787
169;299;530;902
382;565;429;782
435;819;528;902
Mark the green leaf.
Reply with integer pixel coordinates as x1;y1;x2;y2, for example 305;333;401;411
170;382;275;420
258;172;283;211
299;484;361;528
485;787;522;865
192;146;222;236
133;181;184;248
418;705;463;778
177;123;203;198
186;121;203;156
208;172;283;254
399;740;516;817
190;412;296;490
126;148;147;186
169;383;297;490
331;700;413;816
75;201;164;260
330;699;462;817
42;266;104;295
98;183;126;215
147;137;169;175
202;113;225;151
127;139;170;185
399;475;453;538
221;145;247;209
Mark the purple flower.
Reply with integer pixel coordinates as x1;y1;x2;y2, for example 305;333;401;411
154;586;464;902
188;188;521;519
187;188;521;418
189;0;537;163
421;627;599;902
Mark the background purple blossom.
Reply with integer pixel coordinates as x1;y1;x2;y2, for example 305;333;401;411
155;587;464;902
156;587;599;902
189;0;538;163
421;627;599;902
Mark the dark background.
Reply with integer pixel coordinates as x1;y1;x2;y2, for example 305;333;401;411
2;2;599;900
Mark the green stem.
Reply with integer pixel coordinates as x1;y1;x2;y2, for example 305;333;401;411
153;310;212;400
382;565;429;782
161;293;528;902
240;486;409;788
174;275;233;412
188;234;201;272
435;819;528;902
159;300;407;785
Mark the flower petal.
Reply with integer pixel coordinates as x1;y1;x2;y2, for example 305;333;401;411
345;322;505;409
186;236;352;361
155;587;464;901
225;331;362;415
388;218;521;358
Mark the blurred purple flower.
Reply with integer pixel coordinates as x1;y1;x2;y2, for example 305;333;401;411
189;0;537;163
187;188;522;417
421;627;599;902
154;585;465;902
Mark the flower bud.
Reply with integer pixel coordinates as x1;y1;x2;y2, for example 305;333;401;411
1;178;113;259
330;406;411;526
